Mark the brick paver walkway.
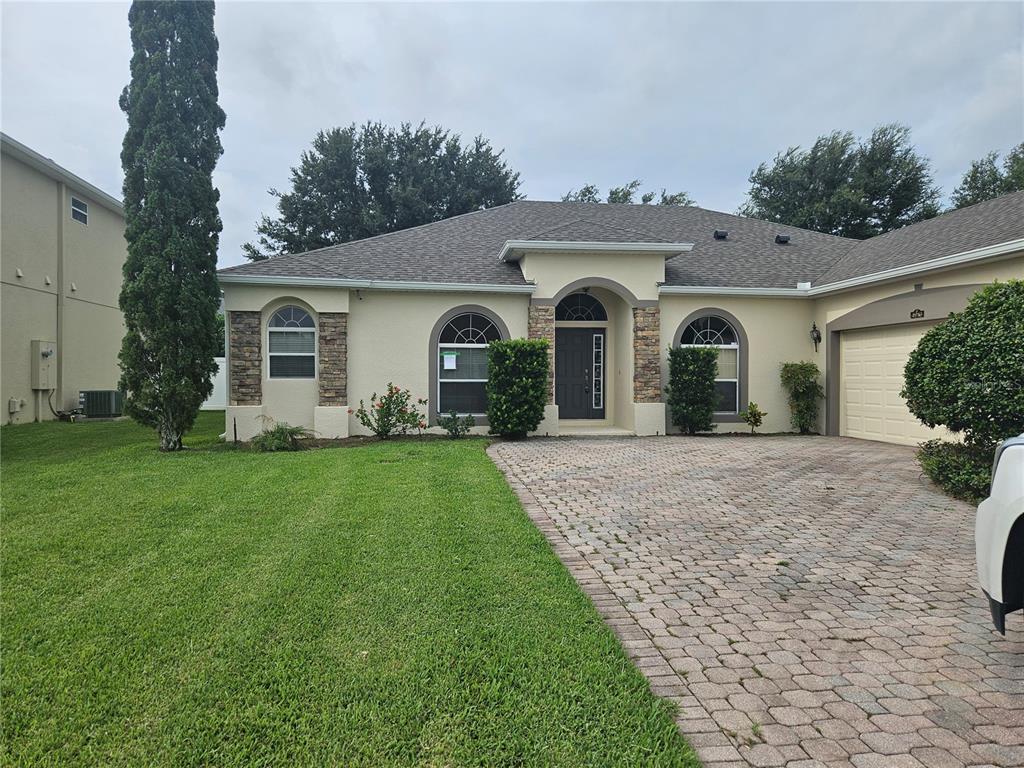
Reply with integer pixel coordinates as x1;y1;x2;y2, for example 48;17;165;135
489;436;1024;768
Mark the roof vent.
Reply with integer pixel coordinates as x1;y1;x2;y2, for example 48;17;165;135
775;234;791;244
713;229;728;240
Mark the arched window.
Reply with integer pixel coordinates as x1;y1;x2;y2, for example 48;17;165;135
555;292;608;322
437;312;503;414
268;305;316;378
679;314;740;413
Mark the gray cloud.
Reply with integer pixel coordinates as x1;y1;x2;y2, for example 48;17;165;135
3;1;1021;268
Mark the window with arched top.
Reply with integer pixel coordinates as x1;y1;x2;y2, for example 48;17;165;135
679;314;740;413
436;312;503;415
268;305;316;378
555;292;608;322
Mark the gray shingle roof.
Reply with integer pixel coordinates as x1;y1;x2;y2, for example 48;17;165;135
219;194;1024;289
815;191;1024;285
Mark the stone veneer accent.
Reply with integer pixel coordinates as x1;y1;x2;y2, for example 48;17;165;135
632;306;661;403
528;304;556;404
318;312;348;406
228;311;262;405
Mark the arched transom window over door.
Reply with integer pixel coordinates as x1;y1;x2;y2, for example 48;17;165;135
268;305;316;378
555;292;608;321
437;312;502;415
679;314;740;414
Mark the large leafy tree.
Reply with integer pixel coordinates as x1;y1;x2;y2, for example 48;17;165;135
740;124;941;238
243;123;521;260
118;0;225;451
950;143;1024;209
562;179;694;206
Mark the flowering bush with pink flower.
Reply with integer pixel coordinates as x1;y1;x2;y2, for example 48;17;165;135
352;383;427;439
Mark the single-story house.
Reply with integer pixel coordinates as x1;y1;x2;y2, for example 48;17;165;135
218;192;1023;445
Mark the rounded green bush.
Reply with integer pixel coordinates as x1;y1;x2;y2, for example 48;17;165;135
902;280;1024;447
486;339;549;438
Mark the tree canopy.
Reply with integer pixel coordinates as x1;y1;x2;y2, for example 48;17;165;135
118;0;225;451
243;123;521;260
950;143;1024;209
562;179;694;206
739;124;941;239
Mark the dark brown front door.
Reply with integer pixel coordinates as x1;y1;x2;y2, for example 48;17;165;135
555;328;605;419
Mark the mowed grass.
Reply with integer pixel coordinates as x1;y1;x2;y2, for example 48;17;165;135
1;413;696;766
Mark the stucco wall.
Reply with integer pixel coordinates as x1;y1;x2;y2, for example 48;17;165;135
659;295;815;433
520;251;664;301
811;255;1024;331
1;151;126;422
347;290;529;435
811;253;1024;435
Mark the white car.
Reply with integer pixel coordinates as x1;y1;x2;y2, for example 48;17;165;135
976;434;1024;634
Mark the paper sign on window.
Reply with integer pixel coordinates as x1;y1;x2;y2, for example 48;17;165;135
442;352;458;370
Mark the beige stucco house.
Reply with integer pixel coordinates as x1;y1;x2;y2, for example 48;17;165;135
218;192;1023;445
1;133;127;424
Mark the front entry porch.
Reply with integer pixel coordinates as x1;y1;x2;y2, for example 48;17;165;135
527;281;666;437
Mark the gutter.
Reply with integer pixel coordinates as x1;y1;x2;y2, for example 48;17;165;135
659;237;1024;299
217;273;537;294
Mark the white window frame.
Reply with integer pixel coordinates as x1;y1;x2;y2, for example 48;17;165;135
267;307;317;380
437;342;489;417
678;341;740;415
71;196;88;225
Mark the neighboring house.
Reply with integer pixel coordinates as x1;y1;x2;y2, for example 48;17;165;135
218;192;1023;445
1;133;126;423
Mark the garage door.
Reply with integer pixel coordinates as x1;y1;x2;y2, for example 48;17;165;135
840;322;948;446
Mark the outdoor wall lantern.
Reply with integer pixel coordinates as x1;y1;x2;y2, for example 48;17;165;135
810;322;822;352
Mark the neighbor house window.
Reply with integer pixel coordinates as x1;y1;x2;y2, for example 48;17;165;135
437;312;501;414
268;305;315;378
679;314;739;413
71;197;88;225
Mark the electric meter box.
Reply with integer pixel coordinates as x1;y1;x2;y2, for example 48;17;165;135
31;340;56;390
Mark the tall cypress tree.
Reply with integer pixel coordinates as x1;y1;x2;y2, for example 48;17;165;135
118;1;225;450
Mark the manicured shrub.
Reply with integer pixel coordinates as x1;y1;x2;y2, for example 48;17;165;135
665;346;718;434
902;280;1024;448
916;439;992;503
251;421;314;452
353;383;427;439
438;410;475;439
486;339;549;438
780;362;824;434
740;402;766;434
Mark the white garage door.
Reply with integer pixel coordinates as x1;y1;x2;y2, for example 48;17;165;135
840;322;948;446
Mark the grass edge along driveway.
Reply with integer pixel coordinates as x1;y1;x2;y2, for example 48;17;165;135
1;413;697;767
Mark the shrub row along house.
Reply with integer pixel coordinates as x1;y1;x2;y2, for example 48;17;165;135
218;193;1023;443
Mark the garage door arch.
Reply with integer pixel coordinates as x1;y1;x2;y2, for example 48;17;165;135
825;283;984;439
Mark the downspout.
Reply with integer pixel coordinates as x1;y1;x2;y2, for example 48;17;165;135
56;181;66;416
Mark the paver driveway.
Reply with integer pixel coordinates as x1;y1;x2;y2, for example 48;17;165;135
489;436;1023;768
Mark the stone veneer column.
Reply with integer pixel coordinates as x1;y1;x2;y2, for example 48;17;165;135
528;304;556;404
228;311;261;405
317;312;348;405
632;306;661;403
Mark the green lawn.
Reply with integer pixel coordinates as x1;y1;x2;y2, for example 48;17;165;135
1;413;695;766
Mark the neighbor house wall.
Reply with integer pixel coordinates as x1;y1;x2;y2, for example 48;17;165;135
659;295;815;434
1;150;126;423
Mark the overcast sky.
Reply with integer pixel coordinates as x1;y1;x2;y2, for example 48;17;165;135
3;1;1021;268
